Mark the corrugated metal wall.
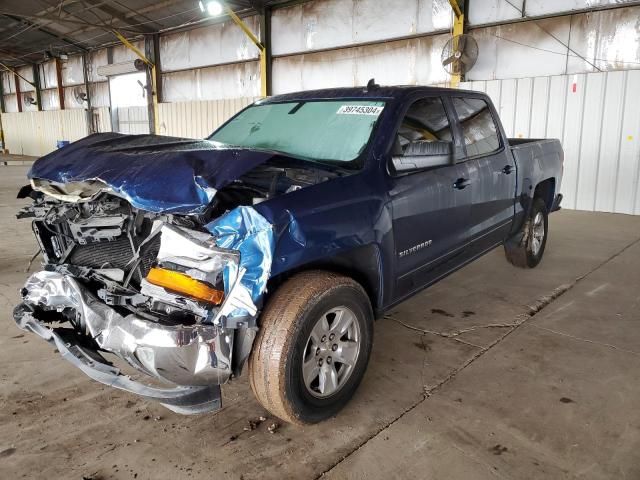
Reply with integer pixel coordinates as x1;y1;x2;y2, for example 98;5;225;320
1;109;90;157
157;97;258;138
461;70;640;215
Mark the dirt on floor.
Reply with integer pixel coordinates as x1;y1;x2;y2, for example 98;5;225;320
1;166;639;479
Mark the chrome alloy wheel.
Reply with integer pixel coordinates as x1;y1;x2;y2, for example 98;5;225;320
531;211;545;256
302;306;361;398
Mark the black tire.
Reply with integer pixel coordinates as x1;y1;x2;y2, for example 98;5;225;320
504;197;549;268
248;270;374;425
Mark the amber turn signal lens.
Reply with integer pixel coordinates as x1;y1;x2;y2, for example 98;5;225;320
146;267;224;305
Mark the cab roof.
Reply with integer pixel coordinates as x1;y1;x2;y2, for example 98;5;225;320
261;85;480;104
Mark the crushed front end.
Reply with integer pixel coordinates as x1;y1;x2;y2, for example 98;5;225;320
14;181;274;414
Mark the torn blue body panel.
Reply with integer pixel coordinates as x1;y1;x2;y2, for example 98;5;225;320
205;206;275;305
28;133;278;214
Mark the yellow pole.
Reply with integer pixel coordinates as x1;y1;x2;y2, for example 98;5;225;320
111;30;160;134
0;62;37;88
448;0;464;88
223;4;268;97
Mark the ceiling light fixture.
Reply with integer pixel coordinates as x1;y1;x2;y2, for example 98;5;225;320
199;1;224;16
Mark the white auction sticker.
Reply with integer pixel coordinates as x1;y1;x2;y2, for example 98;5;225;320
337;105;384;116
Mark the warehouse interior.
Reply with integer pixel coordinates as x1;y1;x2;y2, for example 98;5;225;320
0;1;639;479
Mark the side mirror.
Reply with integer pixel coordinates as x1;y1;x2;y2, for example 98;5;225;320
391;140;452;174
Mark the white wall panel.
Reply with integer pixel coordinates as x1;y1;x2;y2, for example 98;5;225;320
61;55;84;86
1;110;89;156
112;42;144;64
526;0;638;16
39;60;58;89
40;89;59;111
529;76;550;138
3;94;18;113
89;82;110;108
273;34;451;94
468;0;523;26
17;66;35;92
513;77;533;138
157;97;257;139
469;7;640;80
161;17;260;72
2;71;15;93
595;70;625;212
461;70;640;215
469;17;570;80
566;7;640;74
272;0;452;56
88;49;109;83
575;73;606;210
616;70;640;215
162;62;260;102
545;75;568;140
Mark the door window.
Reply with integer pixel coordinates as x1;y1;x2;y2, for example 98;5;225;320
452;97;500;157
394;97;452;154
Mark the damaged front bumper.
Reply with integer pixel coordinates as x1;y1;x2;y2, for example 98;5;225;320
14;271;233;414
14;203;276;414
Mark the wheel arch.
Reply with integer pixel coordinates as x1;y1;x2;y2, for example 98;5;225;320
533;178;556;212
266;244;383;316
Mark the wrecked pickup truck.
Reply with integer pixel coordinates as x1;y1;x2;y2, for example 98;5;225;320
14;84;563;425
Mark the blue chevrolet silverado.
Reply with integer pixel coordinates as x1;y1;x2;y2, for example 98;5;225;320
14;83;563;424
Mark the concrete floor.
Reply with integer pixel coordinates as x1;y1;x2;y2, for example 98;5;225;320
1;165;639;480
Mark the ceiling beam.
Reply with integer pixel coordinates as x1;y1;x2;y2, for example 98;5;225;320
2;14;89;51
79;0;157;33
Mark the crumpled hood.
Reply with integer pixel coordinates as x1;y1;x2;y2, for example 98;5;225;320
28;132;278;214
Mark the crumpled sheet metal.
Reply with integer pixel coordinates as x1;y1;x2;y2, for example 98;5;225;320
15;304;222;414
22;270;233;387
205;206;275;307
28;132;277;214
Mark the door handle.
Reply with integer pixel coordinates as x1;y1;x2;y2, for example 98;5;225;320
502;165;514;174
453;178;471;190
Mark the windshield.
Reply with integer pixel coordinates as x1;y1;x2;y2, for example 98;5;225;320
209;100;386;165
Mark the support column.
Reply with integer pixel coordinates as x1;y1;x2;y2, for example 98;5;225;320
32;64;42;111
144;34;161;134
448;0;465;87
0;75;5;153
82;53;95;133
15;72;22;112
0;72;6;113
259;7;272;96
55;58;65;110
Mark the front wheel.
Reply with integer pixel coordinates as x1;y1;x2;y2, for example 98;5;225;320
248;270;373;425
504;197;549;268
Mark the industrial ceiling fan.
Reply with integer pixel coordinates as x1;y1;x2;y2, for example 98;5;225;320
441;34;479;76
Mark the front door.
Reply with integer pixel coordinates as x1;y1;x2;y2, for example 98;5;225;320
388;95;473;300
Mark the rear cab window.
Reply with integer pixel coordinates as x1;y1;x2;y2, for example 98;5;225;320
451;97;501;158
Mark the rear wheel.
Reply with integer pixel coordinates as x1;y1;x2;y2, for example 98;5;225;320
248;270;373;425
504;197;548;268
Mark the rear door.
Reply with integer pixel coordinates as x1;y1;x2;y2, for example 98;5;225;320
388;95;473;299
450;96;516;253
